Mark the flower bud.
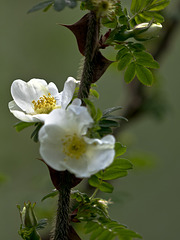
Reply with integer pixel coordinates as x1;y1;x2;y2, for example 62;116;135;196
133;22;162;41
18;202;38;228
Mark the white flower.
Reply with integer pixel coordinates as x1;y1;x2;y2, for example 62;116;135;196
8;77;78;122
39;104;115;178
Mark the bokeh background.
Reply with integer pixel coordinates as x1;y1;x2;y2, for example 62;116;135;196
0;0;180;239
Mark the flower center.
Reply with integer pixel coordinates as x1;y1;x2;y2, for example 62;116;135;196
62;133;87;160
32;93;57;114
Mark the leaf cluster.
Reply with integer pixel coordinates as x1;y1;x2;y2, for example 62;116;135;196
71;191;142;240
85;99;127;138
130;0;170;25
115;42;159;85
100;0;169;85
28;0;78;13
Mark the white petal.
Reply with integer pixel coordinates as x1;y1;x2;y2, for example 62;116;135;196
43;106;93;136
62;156;88;177
68;104;93;135
39;124;69;171
71;98;82;106
47;82;59;95
60;77;79;109
11;79;48;113
81;135;115;177
9;100;48;122
42;108;77;133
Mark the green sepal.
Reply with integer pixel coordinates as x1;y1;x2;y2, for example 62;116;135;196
41;189;58;202
14;121;35;132
31;123;43;143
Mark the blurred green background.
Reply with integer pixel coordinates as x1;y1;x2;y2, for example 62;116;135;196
0;0;180;239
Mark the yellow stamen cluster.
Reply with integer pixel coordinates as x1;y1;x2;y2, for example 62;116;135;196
32;93;57;114
62;133;87;160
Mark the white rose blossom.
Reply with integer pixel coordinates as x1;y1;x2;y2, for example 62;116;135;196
39;103;115;178
8;77;78;122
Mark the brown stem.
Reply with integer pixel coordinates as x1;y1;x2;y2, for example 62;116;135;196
78;11;100;103
51;172;72;240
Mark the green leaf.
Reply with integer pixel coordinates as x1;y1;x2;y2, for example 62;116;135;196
111;158;133;170
135;14;147;24
28;0;53;13
103;106;122;116
105;115;128;121
41;190;58;201
99;119;119;128
84;99;96;120
89;226;103;240
119;15;128;26
124;62;136;83
54;0;66;11
102;168;128;180
14;121;35;132
118;53;132;71
101;16;117;28
115;45;127;50
134;51;154;61
136;59;160;69
90;89;99;99
116;48;129;61
146;0;170;11
98;230;114;240
140;11;164;23
97;127;112;137
84;221;98;234
115;142;127;157
136;64;153;86
95;108;102;122
131;0;145;14
99;181;114;193
88;175;100;188
88;175;113;193
36;218;48;230
129;43;146;51
116;228;143;238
